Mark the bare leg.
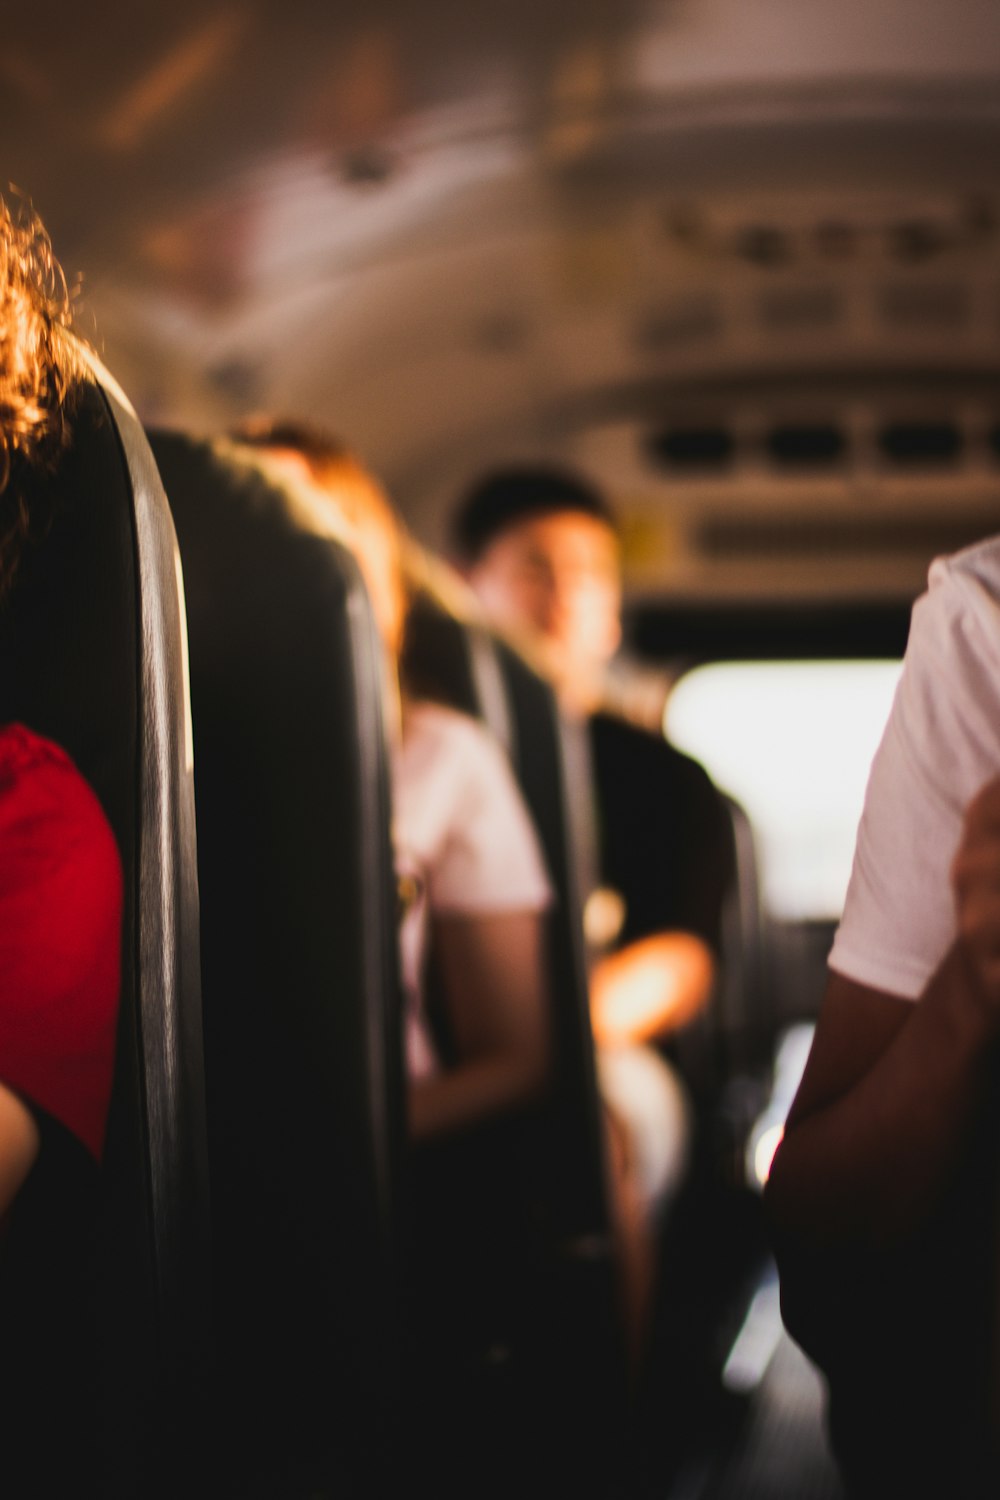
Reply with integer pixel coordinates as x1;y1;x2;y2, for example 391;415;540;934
602;1100;656;1382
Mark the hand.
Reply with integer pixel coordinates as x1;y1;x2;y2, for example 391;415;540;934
0;1081;39;1216
952;775;1000;1009
590;931;714;1049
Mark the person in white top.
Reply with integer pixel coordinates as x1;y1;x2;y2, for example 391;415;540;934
231;418;553;1141
394;698;553;1092
767;535;1000;1484
829;536;1000;999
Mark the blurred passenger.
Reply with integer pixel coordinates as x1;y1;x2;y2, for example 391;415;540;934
451;467;736;1366
766;536;1000;1492
0;194;123;1221
230;420;552;1141
451;469;732;1215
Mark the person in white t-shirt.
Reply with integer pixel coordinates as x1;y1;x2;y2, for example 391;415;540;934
766;535;1000;1486
231;419;553;1140
393;698;554;1120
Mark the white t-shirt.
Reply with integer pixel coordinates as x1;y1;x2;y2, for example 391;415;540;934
392;700;552;1078
830;536;1000;999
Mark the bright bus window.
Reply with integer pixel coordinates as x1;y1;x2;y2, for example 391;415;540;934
665;660;903;920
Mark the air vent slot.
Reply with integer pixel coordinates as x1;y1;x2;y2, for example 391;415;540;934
759;287;841;331
879;283;969;329
735;226;791;267
878;420;962;465
644;408;988;479
766;423;846;469
635;300;721;351
696;513;994;560
647;426;735;470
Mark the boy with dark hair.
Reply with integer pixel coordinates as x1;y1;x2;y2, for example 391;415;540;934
452;464;735;1233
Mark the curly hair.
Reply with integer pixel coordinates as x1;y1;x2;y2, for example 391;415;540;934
0;190;82;599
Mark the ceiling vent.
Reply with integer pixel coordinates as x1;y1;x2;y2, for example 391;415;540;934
879;282;969;329
646;425;735;470
765;423;846;468
635;299;721;352
696;513;997;561
877;420;962;465
759;286;842;331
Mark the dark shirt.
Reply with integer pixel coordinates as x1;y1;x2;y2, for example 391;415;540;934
588;711;735;956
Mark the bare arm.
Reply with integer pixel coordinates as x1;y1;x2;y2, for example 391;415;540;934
589;930;714;1049
408;909;550;1141
0;1082;39;1217
766;775;1000;1353
767;955;997;1252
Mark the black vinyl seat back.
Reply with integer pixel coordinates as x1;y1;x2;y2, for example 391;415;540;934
715;794;768;1072
0;361;211;1493
402;592;627;1479
489;635;611;1233
402;594;610;1240
150;433;404;1489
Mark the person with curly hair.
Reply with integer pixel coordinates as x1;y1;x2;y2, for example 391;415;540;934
0;192;122;1221
0;191;85;598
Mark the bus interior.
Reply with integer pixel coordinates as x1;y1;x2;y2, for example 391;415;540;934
4;1;1000;1494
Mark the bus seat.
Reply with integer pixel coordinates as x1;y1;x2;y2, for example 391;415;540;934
403;590;610;1225
654;785;762;1127
150;431;404;1495
402;590;515;755
0;359;211;1495
717;793;768;1073
489;632;612;1240
401;590;625;1468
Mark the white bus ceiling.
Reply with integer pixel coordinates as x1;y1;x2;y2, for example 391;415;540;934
7;0;1000;600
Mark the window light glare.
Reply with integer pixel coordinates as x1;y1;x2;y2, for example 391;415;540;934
666;660;903;919
752;1122;785;1188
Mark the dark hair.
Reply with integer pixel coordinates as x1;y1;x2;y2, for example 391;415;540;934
229;416;354;476
451;465;615;563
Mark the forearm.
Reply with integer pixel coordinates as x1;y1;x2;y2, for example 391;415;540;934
0;1083;40;1217
415;909;550;1141
590;931;714;1048
408;1048;547;1141
767;944;1000;1253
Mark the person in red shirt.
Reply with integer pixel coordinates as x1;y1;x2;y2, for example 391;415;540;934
0;193;123;1218
0;725;122;1217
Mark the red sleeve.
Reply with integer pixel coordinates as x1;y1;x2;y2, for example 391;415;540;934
0;725;123;1162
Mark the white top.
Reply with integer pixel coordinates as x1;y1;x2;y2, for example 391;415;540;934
392;700;552;1078
830;536;1000;999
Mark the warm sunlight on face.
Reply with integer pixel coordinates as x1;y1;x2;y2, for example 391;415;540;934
666;660;903;919
469;510;621;702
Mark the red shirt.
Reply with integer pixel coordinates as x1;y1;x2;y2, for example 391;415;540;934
0;725;122;1162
